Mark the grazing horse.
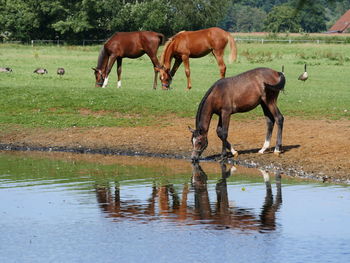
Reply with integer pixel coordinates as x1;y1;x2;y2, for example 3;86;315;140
189;67;285;161
156;27;237;90
92;31;164;89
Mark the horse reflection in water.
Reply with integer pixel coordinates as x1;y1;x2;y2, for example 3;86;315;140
192;163;282;231
95;163;282;232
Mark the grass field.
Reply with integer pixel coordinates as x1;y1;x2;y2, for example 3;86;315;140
0;42;349;129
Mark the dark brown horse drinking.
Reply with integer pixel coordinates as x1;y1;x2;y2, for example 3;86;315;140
189;67;286;161
156;27;237;90
92;31;164;89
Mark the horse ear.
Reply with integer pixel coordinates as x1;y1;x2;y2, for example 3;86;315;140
92;67;97;72
188;126;195;133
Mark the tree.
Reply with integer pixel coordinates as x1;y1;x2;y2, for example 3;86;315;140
298;3;327;32
264;4;302;32
219;4;267;32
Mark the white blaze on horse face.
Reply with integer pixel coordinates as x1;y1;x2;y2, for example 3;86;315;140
102;77;109;88
192;137;197;147
230;146;238;157
259;140;270;154
117;80;122;88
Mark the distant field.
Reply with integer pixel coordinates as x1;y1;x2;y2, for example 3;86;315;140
0;42;349;129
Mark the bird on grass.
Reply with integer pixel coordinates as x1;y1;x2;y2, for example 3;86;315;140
57;67;65;76
298;64;308;82
0;67;12;73
33;68;48;74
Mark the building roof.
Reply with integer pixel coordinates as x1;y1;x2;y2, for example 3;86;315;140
328;9;350;33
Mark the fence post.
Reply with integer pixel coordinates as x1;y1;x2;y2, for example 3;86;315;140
289;39;292;44
261;39;264;44
31;40;34;47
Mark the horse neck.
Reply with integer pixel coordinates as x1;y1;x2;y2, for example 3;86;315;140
97;46;109;72
161;41;174;69
196;101;213;135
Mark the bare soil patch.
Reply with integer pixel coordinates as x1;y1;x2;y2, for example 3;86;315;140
1;117;349;182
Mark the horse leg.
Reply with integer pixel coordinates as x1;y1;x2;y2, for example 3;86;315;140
259;102;275;154
103;55;117;88
265;102;284;154
145;52;161;89
170;58;182;77
153;68;158;90
216;112;238;158
182;55;192;89
212;50;226;78
116;58;122;88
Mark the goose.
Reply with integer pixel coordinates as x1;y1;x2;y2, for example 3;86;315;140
34;68;48;74
298;64;308;81
57;67;65;76
0;67;12;73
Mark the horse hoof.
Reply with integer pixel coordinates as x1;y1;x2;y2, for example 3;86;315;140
274;150;281;156
258;149;265;154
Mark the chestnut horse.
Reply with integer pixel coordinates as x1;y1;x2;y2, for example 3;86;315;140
156;27;237;90
189;67;285;161
92;31;164;89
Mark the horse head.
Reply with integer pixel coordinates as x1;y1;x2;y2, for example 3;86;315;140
155;66;172;89
92;67;106;87
189;127;208;161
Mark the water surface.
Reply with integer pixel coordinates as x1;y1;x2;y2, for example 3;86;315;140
0;151;349;263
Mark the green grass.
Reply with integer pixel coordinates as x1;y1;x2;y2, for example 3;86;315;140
0;43;349;129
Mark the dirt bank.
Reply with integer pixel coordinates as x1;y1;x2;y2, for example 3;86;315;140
1;117;349;183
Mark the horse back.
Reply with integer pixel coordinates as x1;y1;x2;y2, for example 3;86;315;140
104;31;163;58
209;68;284;113
171;27;228;57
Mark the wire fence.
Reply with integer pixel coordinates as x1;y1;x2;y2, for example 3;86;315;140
235;37;347;44
1;38;348;46
28;39;107;46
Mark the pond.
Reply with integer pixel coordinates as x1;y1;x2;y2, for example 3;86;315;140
0;151;349;263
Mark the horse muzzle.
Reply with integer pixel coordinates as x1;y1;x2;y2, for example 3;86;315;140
191;150;201;161
161;82;170;89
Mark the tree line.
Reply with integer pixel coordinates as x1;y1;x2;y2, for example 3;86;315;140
1;0;349;43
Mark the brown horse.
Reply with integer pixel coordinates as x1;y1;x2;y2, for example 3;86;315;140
156;27;237;90
92;31;164;89
189;67;285;161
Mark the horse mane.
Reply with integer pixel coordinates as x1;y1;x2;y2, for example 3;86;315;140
195;84;216;130
97;46;108;70
160;38;173;65
160;31;186;65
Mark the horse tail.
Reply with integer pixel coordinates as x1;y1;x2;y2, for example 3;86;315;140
157;33;165;45
265;72;286;92
227;32;237;64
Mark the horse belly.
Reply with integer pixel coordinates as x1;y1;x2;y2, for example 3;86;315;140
124;50;145;59
231;93;261;113
189;49;211;58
